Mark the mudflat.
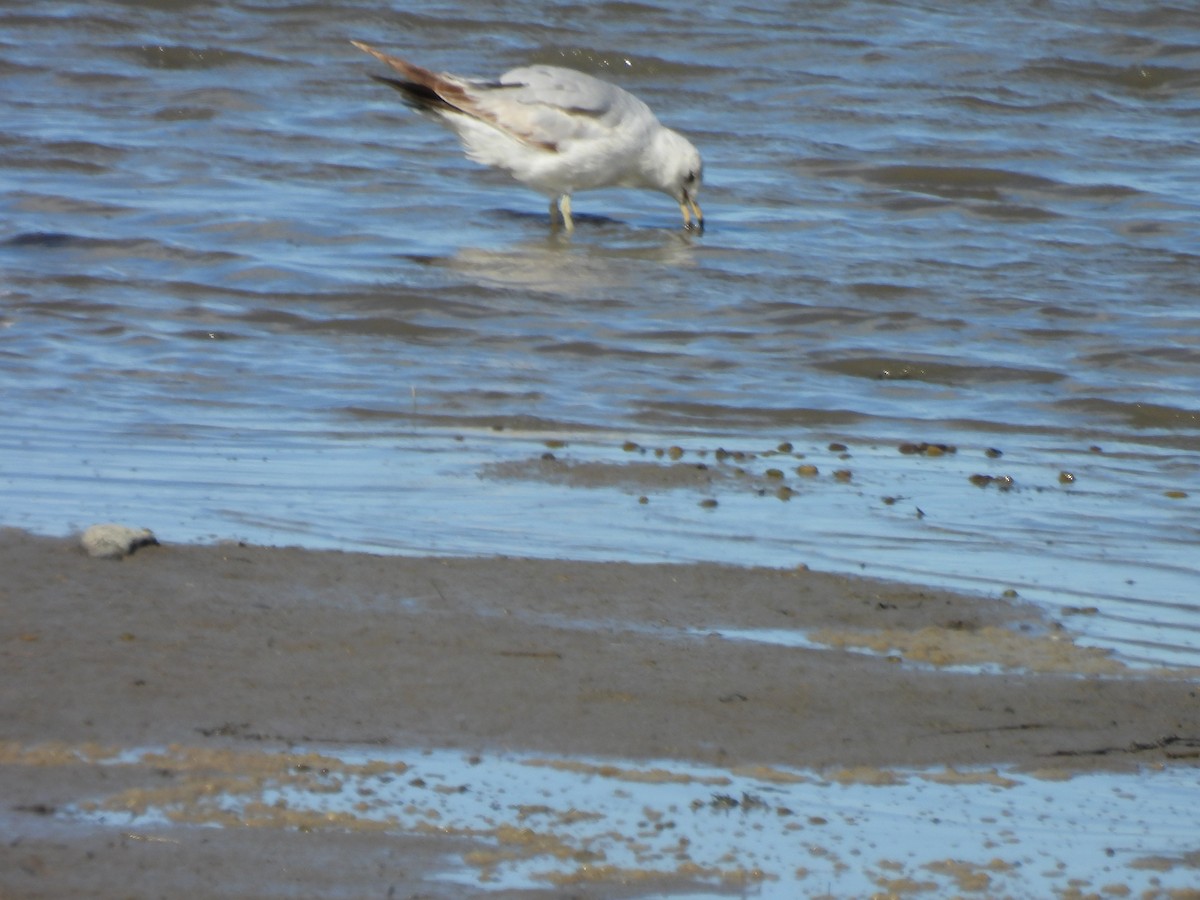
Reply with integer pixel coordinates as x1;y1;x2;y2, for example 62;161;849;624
2;528;1197;898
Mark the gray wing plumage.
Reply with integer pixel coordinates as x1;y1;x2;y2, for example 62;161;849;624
352;43;655;154
465;65;658;152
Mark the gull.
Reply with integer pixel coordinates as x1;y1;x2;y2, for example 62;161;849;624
351;41;704;233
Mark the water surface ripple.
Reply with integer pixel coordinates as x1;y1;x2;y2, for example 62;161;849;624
2;1;1198;667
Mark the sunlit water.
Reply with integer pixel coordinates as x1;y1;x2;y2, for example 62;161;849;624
2;1;1199;672
61;742;1200;897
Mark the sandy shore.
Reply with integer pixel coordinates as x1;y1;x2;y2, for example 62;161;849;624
2;527;1197;897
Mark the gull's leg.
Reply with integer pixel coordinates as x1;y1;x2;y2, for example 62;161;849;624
559;194;575;233
680;196;704;232
548;195;576;234
549;195;574;233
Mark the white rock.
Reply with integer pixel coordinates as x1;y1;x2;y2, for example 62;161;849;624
81;524;158;559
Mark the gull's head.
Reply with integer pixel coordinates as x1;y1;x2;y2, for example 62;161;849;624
649;128;704;232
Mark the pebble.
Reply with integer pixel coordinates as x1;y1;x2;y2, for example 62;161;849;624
81;523;158;559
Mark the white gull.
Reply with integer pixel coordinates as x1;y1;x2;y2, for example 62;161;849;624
352;41;703;233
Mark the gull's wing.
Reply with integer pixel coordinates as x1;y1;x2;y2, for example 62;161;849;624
480;65;656;150
352;42;653;153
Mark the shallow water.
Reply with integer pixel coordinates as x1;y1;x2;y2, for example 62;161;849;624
56;742;1200;897
2;1;1199;669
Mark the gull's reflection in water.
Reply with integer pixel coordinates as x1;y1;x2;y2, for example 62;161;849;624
440;212;702;299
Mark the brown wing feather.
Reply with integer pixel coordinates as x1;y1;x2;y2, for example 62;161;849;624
366;74;456;113
351;42;445;93
351;41;559;152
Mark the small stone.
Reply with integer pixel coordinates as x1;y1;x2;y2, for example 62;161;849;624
81;524;158;559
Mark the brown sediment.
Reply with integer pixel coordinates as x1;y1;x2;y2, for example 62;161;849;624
1;527;1195;770
1;527;1198;898
807;623;1138;675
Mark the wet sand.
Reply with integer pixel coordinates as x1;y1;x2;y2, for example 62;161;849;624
2;527;1197;897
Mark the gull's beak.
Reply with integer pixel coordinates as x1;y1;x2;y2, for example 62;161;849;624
680;192;704;233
